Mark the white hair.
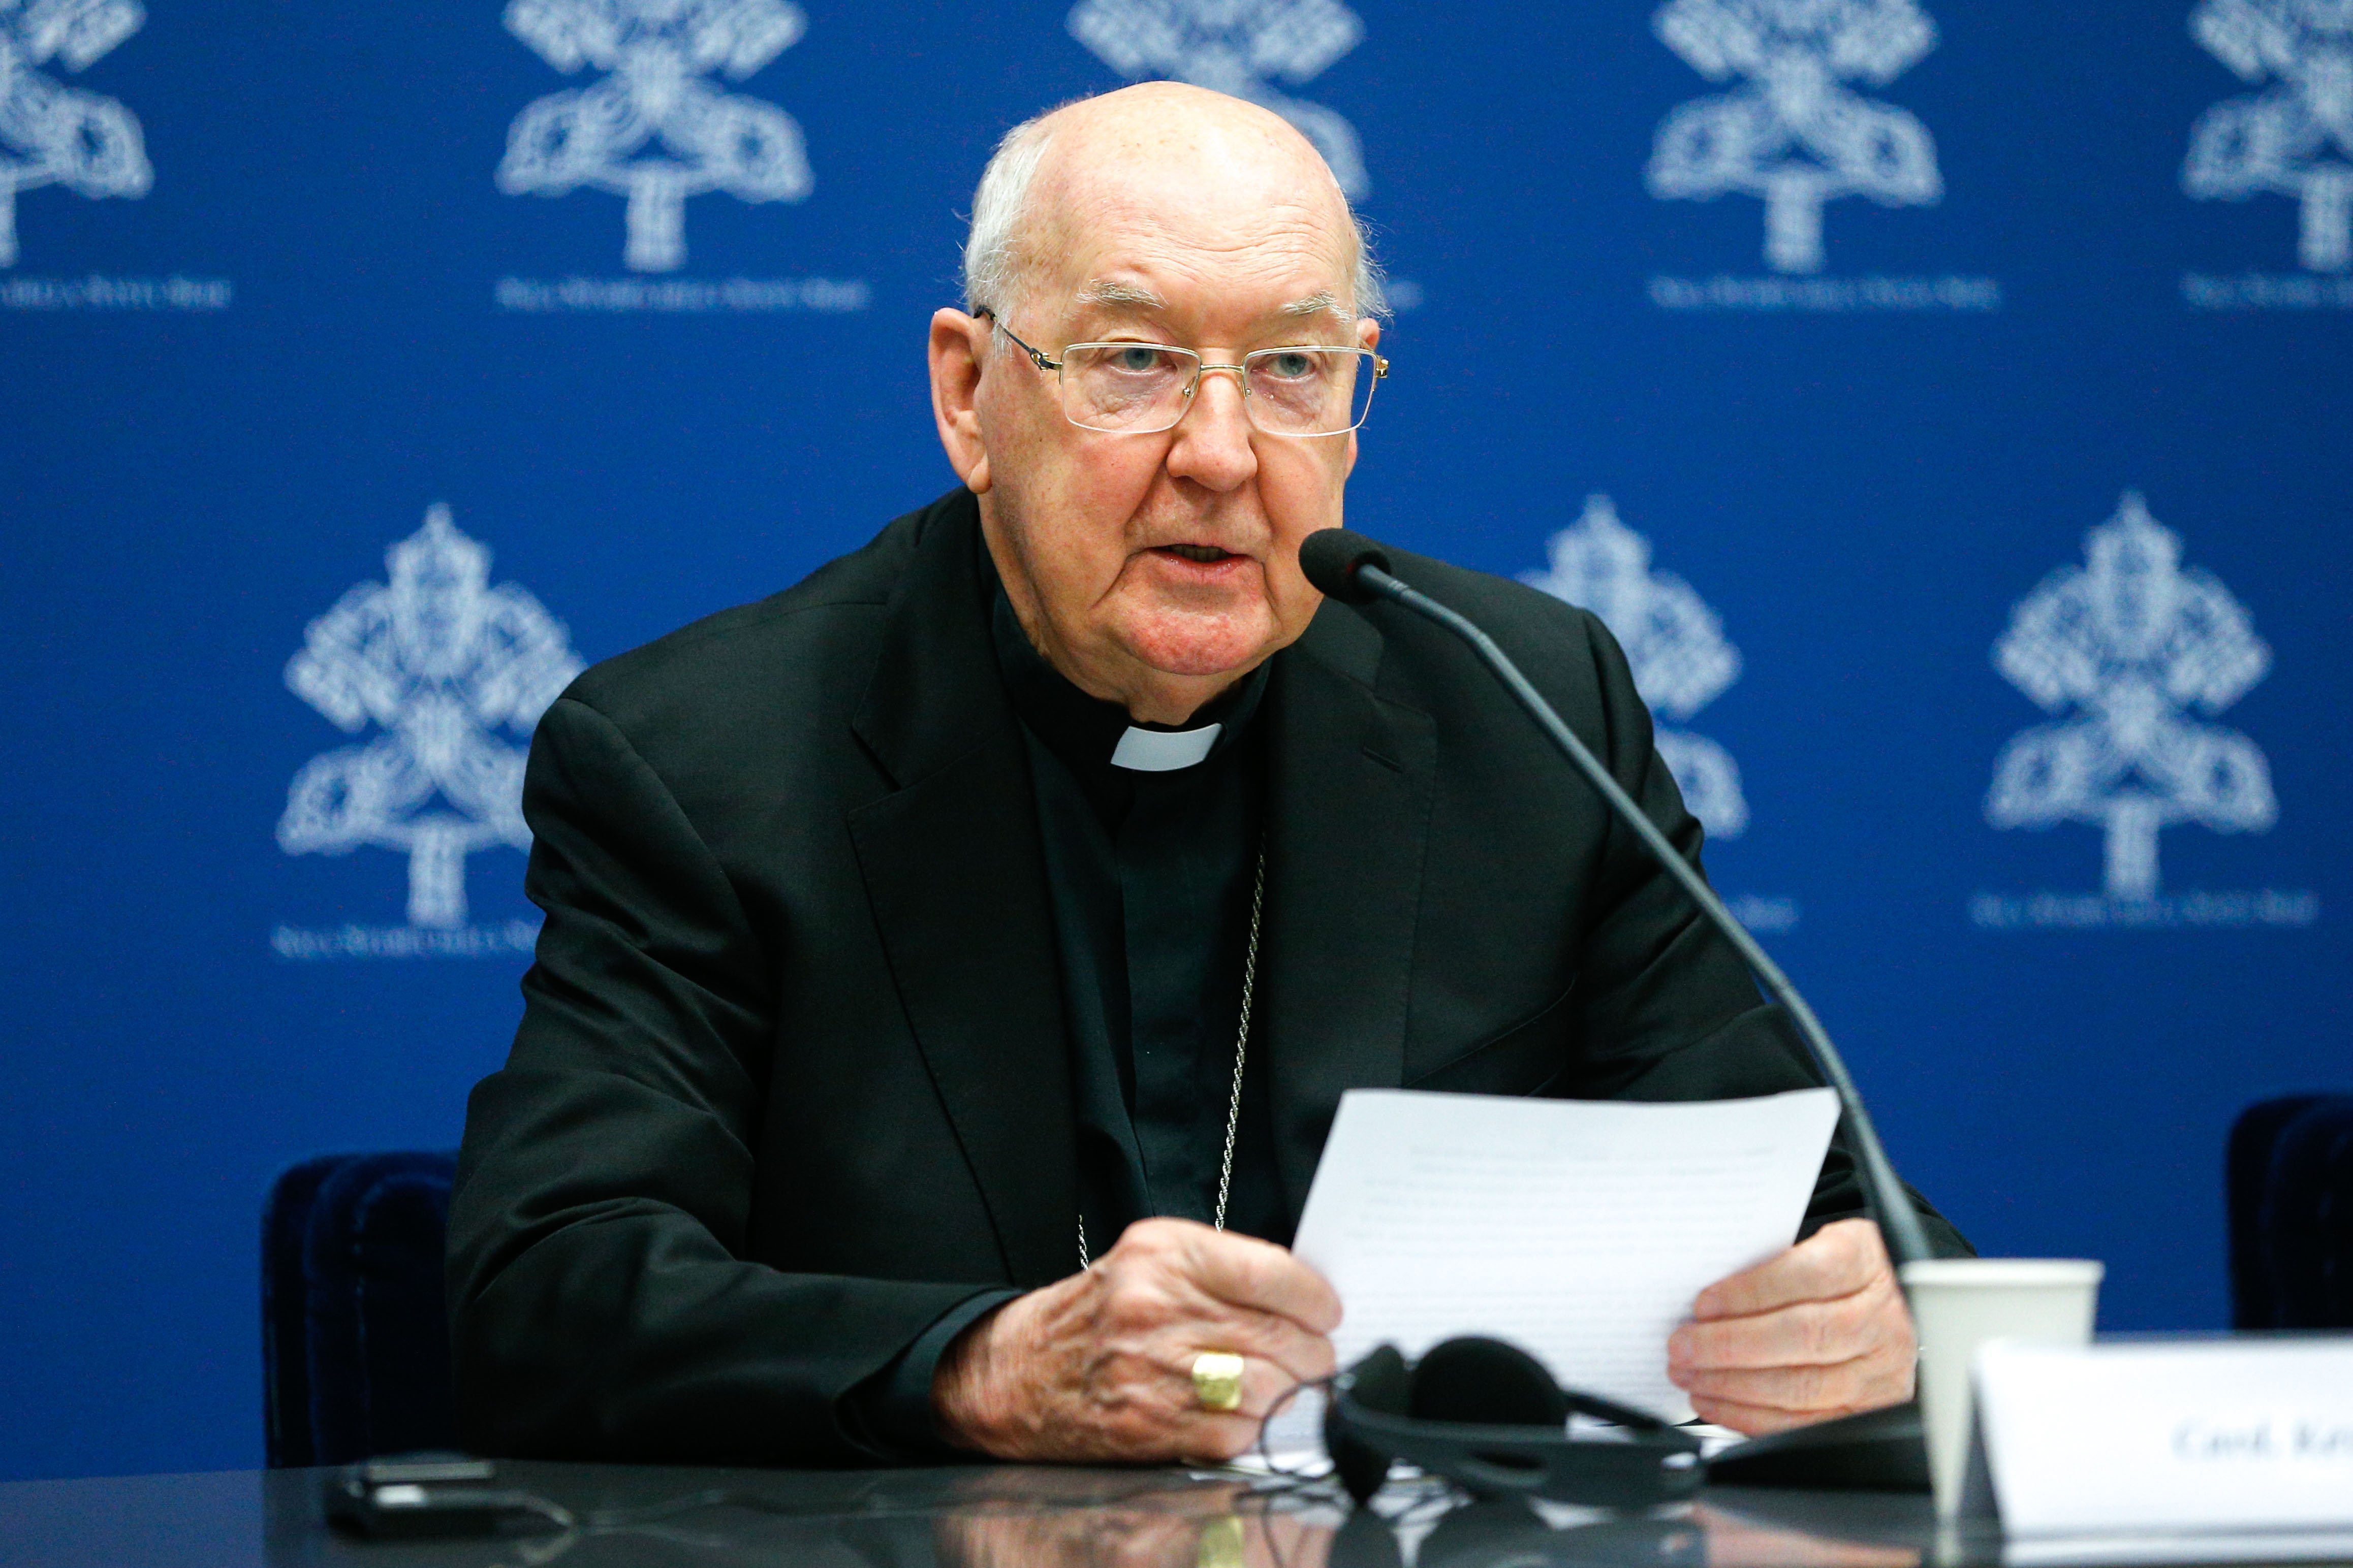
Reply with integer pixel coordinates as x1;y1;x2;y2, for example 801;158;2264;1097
960;104;1389;323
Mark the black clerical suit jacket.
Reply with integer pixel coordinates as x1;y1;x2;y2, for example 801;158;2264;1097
447;487;1964;1466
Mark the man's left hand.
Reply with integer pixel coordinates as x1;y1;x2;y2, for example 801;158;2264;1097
1665;1218;1916;1435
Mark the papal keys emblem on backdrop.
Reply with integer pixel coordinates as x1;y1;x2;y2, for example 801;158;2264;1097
2183;0;2353;273
1985;494;2278;907
1647;0;1943;274
497;0;814;272
1522;496;1749;841
277;507;582;946
1069;0;1370;198
0;0;151;267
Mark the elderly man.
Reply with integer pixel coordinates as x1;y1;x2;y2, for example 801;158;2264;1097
448;82;1966;1468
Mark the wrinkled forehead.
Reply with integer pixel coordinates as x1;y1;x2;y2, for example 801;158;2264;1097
1027;125;1359;329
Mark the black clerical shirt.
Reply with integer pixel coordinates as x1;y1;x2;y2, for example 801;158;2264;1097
840;559;1290;1458
986;587;1288;1255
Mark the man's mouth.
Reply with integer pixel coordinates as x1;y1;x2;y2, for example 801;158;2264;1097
1158;543;1238;563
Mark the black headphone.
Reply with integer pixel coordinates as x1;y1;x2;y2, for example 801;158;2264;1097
1322;1337;1706;1509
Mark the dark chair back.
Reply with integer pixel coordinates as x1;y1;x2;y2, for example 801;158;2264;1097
2227;1095;2353;1330
263;1150;460;1466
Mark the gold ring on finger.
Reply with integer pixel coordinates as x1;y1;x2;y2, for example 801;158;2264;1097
1190;1351;1246;1413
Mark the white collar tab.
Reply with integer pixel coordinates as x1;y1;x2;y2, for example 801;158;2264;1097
1110;723;1222;773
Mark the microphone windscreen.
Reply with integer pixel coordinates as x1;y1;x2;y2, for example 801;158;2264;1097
1298;528;1393;604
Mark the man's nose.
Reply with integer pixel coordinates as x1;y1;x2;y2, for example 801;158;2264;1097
1164;365;1258;492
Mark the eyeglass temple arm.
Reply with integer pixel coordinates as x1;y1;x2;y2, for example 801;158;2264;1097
976;309;1060;373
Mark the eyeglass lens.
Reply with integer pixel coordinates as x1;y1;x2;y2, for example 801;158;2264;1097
1056;344;1378;436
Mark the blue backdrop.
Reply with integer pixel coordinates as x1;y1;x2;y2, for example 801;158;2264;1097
3;0;2346;1482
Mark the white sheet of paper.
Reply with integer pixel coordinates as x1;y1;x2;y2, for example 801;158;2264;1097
1287;1086;1840;1428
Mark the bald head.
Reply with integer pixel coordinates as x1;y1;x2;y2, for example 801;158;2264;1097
963;83;1384;323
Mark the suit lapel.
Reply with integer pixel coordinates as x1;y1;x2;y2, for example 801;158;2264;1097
1260;602;1438;1223
847;494;1077;1287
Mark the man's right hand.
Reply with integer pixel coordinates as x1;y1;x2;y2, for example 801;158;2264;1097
930;1217;1342;1463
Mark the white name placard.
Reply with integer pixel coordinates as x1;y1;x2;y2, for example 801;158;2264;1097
1972;1337;2353;1550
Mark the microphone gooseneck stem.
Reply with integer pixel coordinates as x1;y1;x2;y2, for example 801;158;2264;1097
1355;562;1936;1273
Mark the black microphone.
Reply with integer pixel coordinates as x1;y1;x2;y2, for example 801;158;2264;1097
1298;527;1934;1270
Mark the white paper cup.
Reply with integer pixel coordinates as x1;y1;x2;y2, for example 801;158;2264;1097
1899;1257;2104;1516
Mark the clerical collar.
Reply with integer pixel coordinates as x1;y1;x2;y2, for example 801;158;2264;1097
1109;725;1219;772
988;586;1268;776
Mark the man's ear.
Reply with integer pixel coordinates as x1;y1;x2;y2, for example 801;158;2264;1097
929;309;993;495
1338;315;1382;481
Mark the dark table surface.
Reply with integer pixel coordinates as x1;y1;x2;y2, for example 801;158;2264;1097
0;1460;2006;1568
